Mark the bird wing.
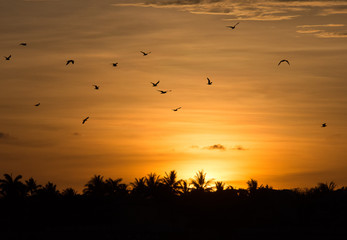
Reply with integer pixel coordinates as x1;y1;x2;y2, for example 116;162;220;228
156;81;160;84
82;117;89;124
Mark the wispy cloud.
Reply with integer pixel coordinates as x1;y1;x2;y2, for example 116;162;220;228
230;145;247;151
113;0;347;21
0;132;11;140
297;24;345;28
296;23;347;38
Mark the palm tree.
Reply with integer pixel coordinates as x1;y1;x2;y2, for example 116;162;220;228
61;188;78;198
105;177;128;197
130;177;146;198
37;182;60;198
215;181;225;193
83;175;106;197
178;180;190;196
162;170;182;195
0;173;26;199
315;181;337;193
25;177;41;196
247;179;258;197
190;170;213;193
145;172;162;198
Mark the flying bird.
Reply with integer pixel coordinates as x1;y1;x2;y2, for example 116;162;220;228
4;55;11;60
140;51;151;56
278;59;290;66
82;117;89;124
158;90;171;94
34;103;40;107
207;77;212;85
226;22;239;29
66;60;74;65
112;62;118;67
93;85;99;90
321;123;327;128
172;107;182;111
151;81;160;87
19;43;27;46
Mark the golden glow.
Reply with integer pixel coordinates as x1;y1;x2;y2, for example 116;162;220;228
1;0;347;191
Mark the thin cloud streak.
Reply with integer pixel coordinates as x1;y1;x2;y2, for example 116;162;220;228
114;0;347;21
296;23;347;38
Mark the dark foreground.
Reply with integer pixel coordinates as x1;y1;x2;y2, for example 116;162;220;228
1;189;346;240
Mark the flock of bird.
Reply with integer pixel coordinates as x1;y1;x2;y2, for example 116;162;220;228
3;26;326;128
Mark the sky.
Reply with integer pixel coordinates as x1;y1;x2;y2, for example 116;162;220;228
1;0;347;191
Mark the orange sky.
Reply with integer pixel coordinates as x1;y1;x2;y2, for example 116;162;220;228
1;0;347;191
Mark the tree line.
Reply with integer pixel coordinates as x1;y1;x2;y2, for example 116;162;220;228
0;170;344;201
1;170;346;239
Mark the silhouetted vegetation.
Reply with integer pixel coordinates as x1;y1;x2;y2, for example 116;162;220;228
0;171;346;239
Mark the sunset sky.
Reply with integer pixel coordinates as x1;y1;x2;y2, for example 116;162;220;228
1;0;347;191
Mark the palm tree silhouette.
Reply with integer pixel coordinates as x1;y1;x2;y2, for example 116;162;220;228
130;177;147;198
314;181;337;194
190;170;213;192
25;177;42;196
105;177;128;197
61;187;78;198
37;182;60;198
162;170;182;195
145;173;162;198
247;179;258;197
0;173;26;199
83;175;105;197
215;181;225;193
178;179;190;196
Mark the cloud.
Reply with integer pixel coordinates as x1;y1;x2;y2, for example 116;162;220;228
204;144;226;151
0;132;59;148
230;145;247;151
297;24;345;28
113;0;347;21
316;31;347;38
296;23;347;38
0;132;11;140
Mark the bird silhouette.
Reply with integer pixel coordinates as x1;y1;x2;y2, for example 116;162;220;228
82;117;89;124
93;85;99;90
151;81;160;87
226;22;239;29
321;123;327;128
172;107;182;111
19;43;27;46
158;90;171;94
34;103;40;107
112;62;118;67
140;51;151;56
278;59;290;66
66;60;74;65
207;77;212;85
4;55;11;60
